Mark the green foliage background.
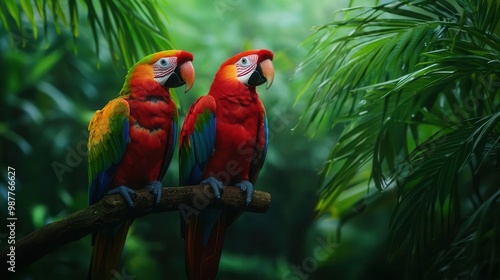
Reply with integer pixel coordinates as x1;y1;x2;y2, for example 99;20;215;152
1;0;498;279
0;0;342;279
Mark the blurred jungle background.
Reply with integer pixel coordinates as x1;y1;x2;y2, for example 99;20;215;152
1;0;499;279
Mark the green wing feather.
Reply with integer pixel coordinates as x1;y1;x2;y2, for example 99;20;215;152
87;98;130;205
179;95;217;186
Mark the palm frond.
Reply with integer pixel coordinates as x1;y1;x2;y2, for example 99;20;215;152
299;0;500;277
0;0;173;68
389;113;500;272
431;189;500;278
301;0;499;211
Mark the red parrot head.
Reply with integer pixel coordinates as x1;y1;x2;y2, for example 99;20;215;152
123;50;195;95
214;49;274;91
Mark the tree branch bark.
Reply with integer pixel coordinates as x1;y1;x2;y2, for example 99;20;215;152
0;185;271;270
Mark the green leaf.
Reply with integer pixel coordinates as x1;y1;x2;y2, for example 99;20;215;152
0;0;174;69
68;0;79;39
300;0;500;277
26;49;64;85
20;0;37;39
4;0;20;29
32;204;48;228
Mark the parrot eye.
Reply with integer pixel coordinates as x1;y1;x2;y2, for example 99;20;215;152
158;58;170;67
235;54;258;80
239;57;250;66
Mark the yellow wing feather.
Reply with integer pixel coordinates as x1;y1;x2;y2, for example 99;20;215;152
87;98;130;205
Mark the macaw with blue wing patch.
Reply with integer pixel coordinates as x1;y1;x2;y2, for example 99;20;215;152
87;50;195;279
179;49;274;280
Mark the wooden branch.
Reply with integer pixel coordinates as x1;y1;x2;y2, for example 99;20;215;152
0;185;271;270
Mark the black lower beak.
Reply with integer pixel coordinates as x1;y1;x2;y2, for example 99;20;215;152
163;66;186;88
247;64;267;87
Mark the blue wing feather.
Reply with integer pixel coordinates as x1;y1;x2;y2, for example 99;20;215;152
88;108;130;206
262;116;269;165
179;96;217;186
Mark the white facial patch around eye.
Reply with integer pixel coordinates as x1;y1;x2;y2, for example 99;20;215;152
153;57;177;83
236;54;258;79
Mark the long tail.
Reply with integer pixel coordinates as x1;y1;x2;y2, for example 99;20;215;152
184;209;228;280
88;220;133;280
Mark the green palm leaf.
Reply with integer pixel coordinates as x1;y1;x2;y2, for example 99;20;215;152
298;0;500;277
389;113;500;275
0;0;173;68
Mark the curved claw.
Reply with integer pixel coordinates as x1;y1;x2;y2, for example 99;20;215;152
235;180;254;205
146;180;163;206
107;186;137;207
201;177;224;200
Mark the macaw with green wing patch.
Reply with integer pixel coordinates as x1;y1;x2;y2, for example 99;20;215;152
87;50;195;279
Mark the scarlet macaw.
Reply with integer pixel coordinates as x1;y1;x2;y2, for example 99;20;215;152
179;49;274;279
87;50;195;279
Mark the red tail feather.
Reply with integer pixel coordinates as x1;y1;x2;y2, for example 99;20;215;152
88;220;133;280
185;213;228;280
